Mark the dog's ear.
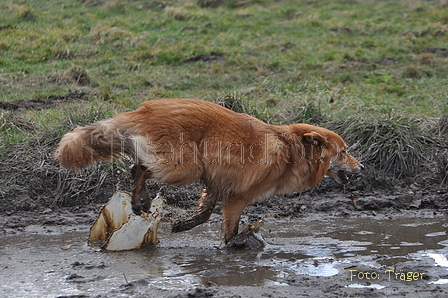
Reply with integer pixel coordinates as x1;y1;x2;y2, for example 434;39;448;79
303;132;327;146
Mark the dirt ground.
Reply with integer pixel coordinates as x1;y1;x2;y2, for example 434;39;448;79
1;165;448;297
0;91;89;111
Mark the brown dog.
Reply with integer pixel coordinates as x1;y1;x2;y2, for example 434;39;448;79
55;99;363;243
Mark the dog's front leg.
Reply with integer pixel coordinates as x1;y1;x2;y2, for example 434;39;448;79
221;198;248;244
130;164;152;215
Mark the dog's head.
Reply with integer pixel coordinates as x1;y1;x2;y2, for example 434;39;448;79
302;127;364;184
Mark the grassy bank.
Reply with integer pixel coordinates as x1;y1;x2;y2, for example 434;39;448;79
0;0;447;208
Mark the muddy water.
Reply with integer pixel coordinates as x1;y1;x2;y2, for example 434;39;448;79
1;215;447;297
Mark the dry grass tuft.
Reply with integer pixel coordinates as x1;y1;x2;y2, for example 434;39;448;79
215;91;248;114
18;9;37;22
437;153;448;186
198;0;226;8
402;65;433;79
329;117;439;179
214;91;274;123
165;6;190;21
1;113;38;132
78;0;105;7
67;66;91;86
274;102;327;125
0;105;130;210
438;113;448;138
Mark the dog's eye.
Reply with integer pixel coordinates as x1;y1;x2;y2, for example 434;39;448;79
342;150;347;154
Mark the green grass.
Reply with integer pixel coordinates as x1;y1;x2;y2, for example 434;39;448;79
1;0;447;142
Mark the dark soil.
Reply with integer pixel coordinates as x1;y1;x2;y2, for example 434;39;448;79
414;47;448;56
0;91;88;111
183;54;225;63
2;158;448;235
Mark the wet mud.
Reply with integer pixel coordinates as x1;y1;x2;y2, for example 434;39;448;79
1;198;448;298
1;169;448;297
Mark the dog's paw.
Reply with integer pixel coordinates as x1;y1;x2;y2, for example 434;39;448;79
132;204;142;216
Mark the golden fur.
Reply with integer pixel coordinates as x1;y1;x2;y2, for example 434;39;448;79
55;98;363;242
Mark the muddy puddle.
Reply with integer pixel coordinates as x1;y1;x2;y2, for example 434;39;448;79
1;214;448;298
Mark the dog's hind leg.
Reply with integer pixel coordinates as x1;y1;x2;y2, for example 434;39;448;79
171;192;218;233
131;164;153;215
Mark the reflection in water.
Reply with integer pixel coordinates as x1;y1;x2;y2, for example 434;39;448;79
158;248;277;286
427;253;448;285
323;218;446;257
292;257;339;276
428;253;448;267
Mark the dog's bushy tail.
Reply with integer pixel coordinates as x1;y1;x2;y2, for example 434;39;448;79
54;119;130;170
